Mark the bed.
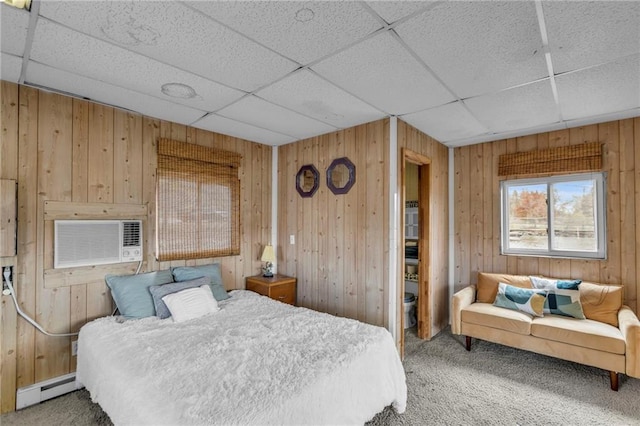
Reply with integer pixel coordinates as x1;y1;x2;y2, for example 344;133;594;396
76;290;407;425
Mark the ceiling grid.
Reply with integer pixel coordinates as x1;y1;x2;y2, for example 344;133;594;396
1;0;638;147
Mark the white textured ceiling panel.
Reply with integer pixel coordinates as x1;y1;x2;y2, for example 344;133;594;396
1;53;22;82
312;32;454;115
401;102;490;143
464;80;559;133
396;1;547;99
26;62;205;125
0;4;29;56
193;113;296;146
38;1;297;92
29;19;244;112
256;69;385;129
189;1;380;65
365;1;435;25
217;95;337;140
556;55;640;121
543;1;640;74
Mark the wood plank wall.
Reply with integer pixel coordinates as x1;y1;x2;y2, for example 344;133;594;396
277;119;390;327
277;119;450;342
397;120;449;339
453;118;639;315
0;81;272;413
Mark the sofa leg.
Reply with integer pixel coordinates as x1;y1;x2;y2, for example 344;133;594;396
465;336;471;351
609;371;618;391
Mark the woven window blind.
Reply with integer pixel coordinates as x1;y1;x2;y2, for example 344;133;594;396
156;139;241;261
498;142;602;176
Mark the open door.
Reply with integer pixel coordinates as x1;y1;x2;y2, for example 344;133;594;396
400;149;431;355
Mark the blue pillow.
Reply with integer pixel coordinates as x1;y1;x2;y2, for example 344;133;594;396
493;282;548;317
105;269;174;319
149;276;210;319
530;276;585;318
171;264;229;301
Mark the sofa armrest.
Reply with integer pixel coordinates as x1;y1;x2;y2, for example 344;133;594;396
619;305;640;378
451;285;476;335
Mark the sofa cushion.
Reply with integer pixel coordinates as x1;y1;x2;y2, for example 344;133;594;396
494;283;547;317
462;303;532;335
477;273;532;303
531;315;625;355
579;282;623;327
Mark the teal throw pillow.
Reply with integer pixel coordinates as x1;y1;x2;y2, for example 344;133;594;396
530;276;585;319
493;282;548;317
105;269;174;319
171;263;229;301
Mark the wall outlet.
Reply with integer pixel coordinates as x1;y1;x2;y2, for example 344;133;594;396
71;341;78;356
289;235;295;245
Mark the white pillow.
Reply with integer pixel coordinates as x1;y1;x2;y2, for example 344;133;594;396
162;285;219;323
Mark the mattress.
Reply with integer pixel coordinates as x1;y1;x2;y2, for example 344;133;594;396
77;290;406;425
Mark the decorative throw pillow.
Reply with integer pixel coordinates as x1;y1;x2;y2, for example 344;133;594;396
171;263;229;301
493;282;548;317
530;276;585;319
105;269;174;319
149;276;210;319
162;285;219;323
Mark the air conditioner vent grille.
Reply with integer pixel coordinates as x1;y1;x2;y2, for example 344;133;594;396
122;221;141;247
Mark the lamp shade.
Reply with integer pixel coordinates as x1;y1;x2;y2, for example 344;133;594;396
261;245;275;262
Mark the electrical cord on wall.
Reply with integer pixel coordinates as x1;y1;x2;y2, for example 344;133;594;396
2;266;79;337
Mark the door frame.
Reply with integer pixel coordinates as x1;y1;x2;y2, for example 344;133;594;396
400;149;432;353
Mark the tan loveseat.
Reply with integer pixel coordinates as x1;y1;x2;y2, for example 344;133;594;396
452;273;640;390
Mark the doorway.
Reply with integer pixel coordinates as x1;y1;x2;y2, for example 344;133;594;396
400;149;431;354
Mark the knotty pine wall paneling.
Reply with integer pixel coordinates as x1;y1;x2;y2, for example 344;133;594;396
277;120;389;327
453;118;639;314
0;81;272;413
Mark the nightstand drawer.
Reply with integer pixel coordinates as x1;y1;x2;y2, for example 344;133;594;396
245;275;297;306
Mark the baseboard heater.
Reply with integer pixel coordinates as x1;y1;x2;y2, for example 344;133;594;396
16;372;83;409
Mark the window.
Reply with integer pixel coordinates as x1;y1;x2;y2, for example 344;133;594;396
500;172;606;259
156;139;240;261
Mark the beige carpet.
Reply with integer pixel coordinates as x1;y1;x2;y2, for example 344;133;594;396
3;328;639;425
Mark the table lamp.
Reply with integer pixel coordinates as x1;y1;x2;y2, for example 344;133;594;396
261;244;275;277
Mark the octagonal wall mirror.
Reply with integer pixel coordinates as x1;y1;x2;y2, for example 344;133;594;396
296;164;320;198
327;157;356;195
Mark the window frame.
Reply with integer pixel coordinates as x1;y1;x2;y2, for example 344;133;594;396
500;172;607;260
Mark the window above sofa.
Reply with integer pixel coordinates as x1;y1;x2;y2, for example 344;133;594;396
500;172;606;260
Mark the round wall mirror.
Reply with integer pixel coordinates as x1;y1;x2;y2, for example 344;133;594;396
326;157;356;195
296;164;319;198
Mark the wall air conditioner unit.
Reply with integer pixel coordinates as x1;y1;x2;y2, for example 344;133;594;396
54;220;142;268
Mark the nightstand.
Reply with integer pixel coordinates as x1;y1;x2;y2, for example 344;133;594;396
245;274;297;306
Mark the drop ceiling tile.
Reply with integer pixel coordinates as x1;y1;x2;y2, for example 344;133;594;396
29;19;244;112
1;53;22;82
26;62;206;125
556;55;640;121
38;1;297;91
401;102;489;143
365;1;435;24
396;1;547;99
193;114;296;146
312;31;455;115
543;1;640;73
256;69;385;129
188;1;380;65
0;4;29;56
464;80;559;133
216;95;337;140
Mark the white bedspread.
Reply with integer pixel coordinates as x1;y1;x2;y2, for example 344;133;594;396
77;290;406;425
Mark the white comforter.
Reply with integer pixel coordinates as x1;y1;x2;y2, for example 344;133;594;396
77;290;406;425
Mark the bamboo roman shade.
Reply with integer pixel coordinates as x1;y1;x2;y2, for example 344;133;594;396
498;142;602;176
156;139;241;261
